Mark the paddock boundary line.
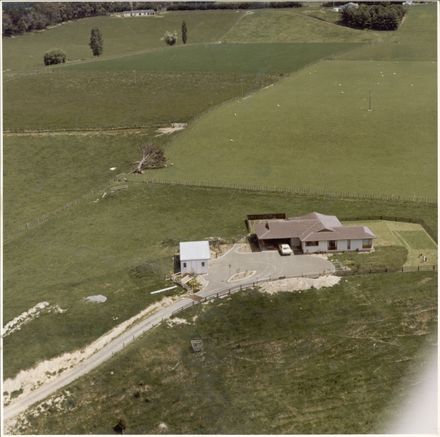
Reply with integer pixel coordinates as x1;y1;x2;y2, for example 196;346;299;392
142;177;437;205
5;184;437;247
3;187;106;245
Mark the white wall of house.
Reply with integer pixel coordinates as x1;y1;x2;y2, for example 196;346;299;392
302;239;372;254
302;241;328;254
180;259;209;275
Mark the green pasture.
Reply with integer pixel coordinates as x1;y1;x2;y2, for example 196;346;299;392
15;272;437;434
3;133;152;236
4;71;276;131
220;4;436;62
66;42;359;74
3;10;242;73
4;182;437;378
222;7;384;43
146;59;436;199
340;4;436;61
343;220;437;267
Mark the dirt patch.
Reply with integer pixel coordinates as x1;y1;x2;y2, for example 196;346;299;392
84;294;107;303
155;123;187;136
3;295;180;407
166;317;190;327
260;275;341;295
3;302;66;337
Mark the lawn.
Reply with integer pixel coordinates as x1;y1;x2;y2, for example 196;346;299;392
14;272;437;434
342;220;438;267
332;246;408;273
3;10;242;73
4;182;437;378
141;60;436;200
65;42;360;74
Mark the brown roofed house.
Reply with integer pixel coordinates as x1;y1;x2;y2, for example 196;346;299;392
253;212;375;253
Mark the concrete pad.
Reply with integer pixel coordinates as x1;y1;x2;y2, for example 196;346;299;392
197;245;335;297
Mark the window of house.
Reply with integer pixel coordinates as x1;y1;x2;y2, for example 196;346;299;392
183;262;187;268
305;241;319;246
201;262;205;267
328;240;337;250
362;239;372;249
347;239;351;250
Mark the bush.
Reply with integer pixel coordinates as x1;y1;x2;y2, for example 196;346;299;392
43;49;66;66
163;31;177;46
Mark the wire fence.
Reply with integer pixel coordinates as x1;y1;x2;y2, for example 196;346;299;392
142;177;437;205
337;264;437;275
169;264;437;317
4;187;105;245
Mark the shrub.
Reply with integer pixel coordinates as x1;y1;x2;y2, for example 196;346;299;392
163;31;177;46
89;28;103;56
43;49;66;66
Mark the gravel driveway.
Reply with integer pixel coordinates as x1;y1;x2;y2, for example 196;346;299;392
197;244;335;297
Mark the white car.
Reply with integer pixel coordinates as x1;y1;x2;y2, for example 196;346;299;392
279;244;293;256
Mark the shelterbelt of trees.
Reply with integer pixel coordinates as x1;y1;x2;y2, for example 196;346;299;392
2;1;302;37
340;3;406;30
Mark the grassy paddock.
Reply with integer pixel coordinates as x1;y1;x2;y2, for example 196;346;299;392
222;7;384;43
148;59;436;199
15;272;437;434
3;133;152;235
66;42;360;74
4;71;277;131
4;183;436;377
3;11;242;73
339;4;436;61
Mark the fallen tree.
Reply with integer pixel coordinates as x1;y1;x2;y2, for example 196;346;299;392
132;144;166;174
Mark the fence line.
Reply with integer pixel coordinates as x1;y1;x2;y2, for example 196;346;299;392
169;264;437;318
4;187;106;245
142;177;437;205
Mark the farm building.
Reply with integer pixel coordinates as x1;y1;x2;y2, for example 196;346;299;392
179;241;210;275
119;9;156;17
333;2;359;12
251;212;375;253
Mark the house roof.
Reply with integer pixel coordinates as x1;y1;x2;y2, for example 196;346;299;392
179;241;210;261
302;226;376;242
254;212;375;242
293;212;342;228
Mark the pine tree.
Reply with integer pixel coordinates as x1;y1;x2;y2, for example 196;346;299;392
89;28;103;56
181;21;187;44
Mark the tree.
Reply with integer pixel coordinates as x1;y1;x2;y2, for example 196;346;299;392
89;28;103;56
181;20;187;44
43;49;67;66
132;144;167;174
163;31;177;46
2;14;15;37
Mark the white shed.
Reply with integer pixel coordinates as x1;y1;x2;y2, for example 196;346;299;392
179;241;210;275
